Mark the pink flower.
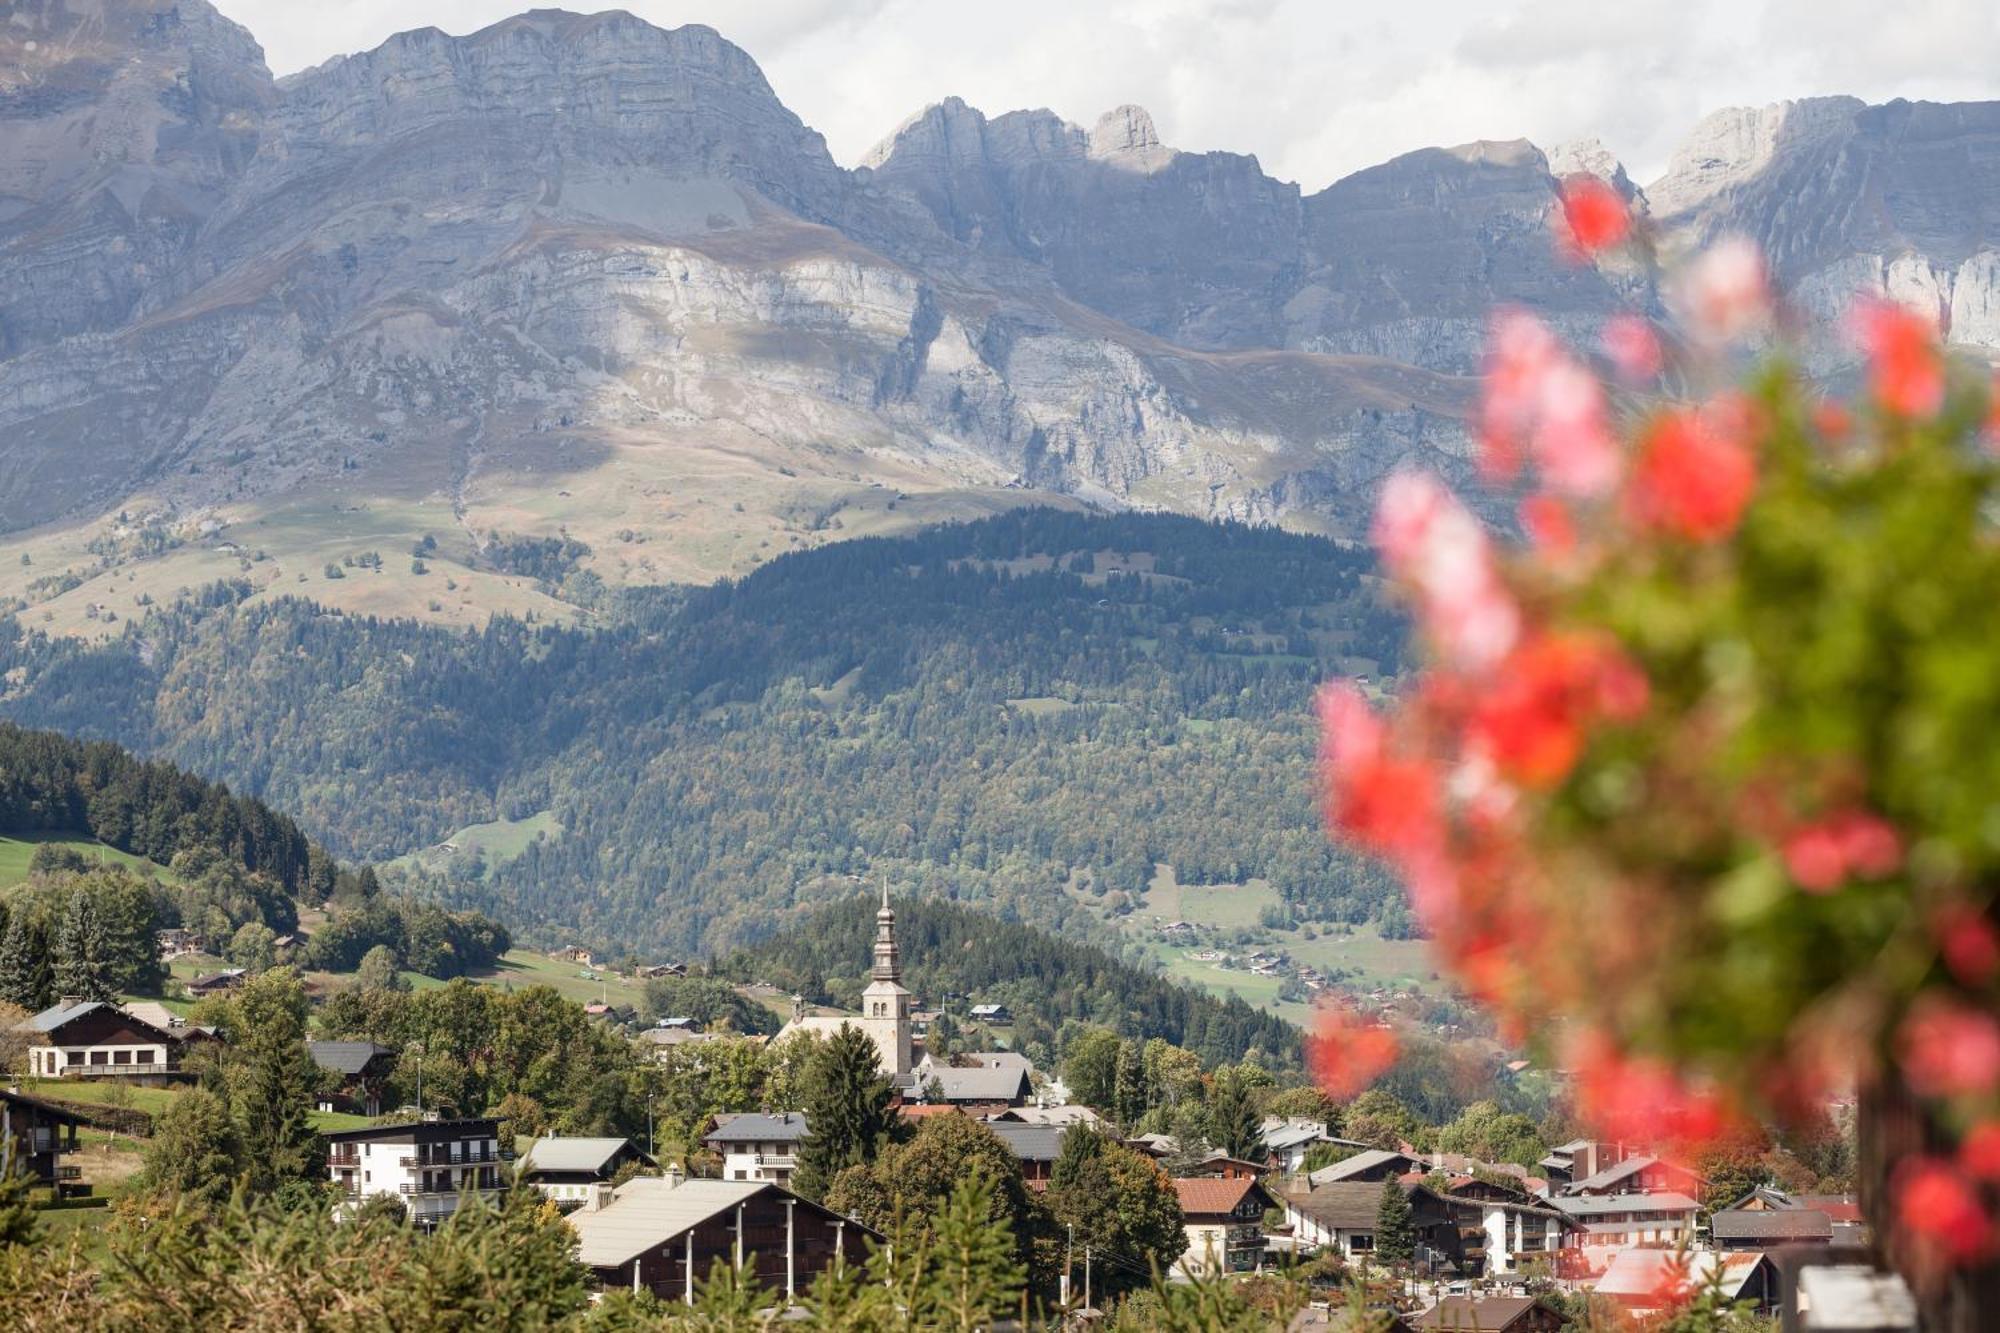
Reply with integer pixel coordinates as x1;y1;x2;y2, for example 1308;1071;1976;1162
1783;825;1848;893
1936;905;2000;988
1896;1158;1992;1264
1533;359;1621;497
1830;811;1902;879
1317;683;1441;860
1851;298;1945;419
1962;1122;2000;1182
1555;175;1632;261
1519;494;1575;555
1679;237;1771;344
1600;314;1663;383
1373;472;1520;671
1480;310;1563;481
1479;309;1622;497
1898;996;2000;1098
1629;407;1757;543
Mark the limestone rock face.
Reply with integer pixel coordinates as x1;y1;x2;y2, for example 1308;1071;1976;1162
0;6;1995;587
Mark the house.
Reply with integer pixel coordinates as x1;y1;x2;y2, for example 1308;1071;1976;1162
155;927;206;959
566;1173;876;1304
1710;1208;1834;1250
1173;1176;1275;1277
1189;1152;1271;1181
186;968;248;996
633;963;687;980
637;1028;719;1055
986;1122;1065;1183
0;1088;85;1188
518;1136;657;1209
1435;1189;1581;1277
1307;1149;1426;1186
704;1112;809;1186
967;1003;1012;1024
1260;1118;1369;1174
1283;1182;1456;1262
1548;1191;1701;1261
1125;1134;1178;1161
910;1061;1032;1111
1409;1295;1566;1332
1594;1249;1778;1313
326;1118;507;1226
1719;1186;1867;1244
16;1000;200;1082
1563;1154;1702;1198
307;1040;398;1117
988;1103;1102;1129
653;1017;701;1032
549;946;598;967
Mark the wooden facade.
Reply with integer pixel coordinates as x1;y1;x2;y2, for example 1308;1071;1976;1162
592;1187;875;1302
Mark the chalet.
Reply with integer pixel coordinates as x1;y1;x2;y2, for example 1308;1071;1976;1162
1172;1176;1275;1277
1548;1190;1701;1258
988;1103;1102;1129
16;1000;200;1082
704;1112;809;1186
910;1061;1032;1111
1720;1185;1866;1243
1433;1187;1581;1277
1595;1249;1778;1314
1260;1117;1369;1174
518;1136;657;1209
1409;1295;1566;1332
966;1003;1012;1024
567;1174;876;1303
549;946;598;967
1710;1208;1834;1250
307;1040;399;1117
653;1017;701;1032
1563;1153;1702;1197
0;1088;85;1188
155;928;206;959
1189;1151;1271;1180
632;963;687;980
986;1122;1065;1183
1307;1148;1426;1186
186;968;248;996
326;1118;507;1227
1283;1182;1459;1264
638;1028;720;1055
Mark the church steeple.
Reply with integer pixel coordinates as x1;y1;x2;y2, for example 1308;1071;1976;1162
872;881;901;983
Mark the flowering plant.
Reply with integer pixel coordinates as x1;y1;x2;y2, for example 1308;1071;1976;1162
1320;175;2000;1285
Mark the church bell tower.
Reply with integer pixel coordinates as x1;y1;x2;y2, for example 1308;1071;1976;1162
859;883;913;1079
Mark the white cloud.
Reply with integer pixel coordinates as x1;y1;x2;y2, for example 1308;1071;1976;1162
212;0;2000;190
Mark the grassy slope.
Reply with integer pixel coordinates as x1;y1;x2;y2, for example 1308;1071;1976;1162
0;834;171;888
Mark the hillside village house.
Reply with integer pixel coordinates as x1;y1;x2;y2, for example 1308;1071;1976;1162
704;1113;809;1186
1548;1191;1702;1260
567;1173;876;1303
0;1088;85;1188
16;999;208;1082
327;1117;507;1226
185;968;247;996
518;1136;657;1208
1563;1153;1702;1197
307;1040;398;1117
1410;1296;1567;1332
986;1121;1065;1184
1172;1176;1275;1277
1305;1148;1425;1186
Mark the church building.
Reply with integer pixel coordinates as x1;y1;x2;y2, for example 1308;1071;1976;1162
774;887;914;1083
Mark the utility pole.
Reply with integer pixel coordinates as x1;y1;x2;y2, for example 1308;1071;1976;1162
1084;1246;1092;1314
647;1092;655;1161
1061;1221;1074;1308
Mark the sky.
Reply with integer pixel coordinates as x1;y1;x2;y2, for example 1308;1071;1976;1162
215;0;2000;190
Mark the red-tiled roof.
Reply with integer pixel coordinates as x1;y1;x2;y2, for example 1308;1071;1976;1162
1173;1176;1261;1217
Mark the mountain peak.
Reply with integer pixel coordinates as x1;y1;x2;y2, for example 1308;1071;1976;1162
1088;105;1174;171
1647;96;1865;218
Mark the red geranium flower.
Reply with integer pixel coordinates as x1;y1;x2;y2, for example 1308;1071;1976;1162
1898;995;2000;1098
1629;406;1757;542
1851;299;1945;419
1961;1121;2000;1182
1936;905;2000;987
1555;175;1631;261
1896;1158;1993;1264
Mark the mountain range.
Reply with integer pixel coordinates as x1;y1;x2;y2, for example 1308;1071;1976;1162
3;1;1997;634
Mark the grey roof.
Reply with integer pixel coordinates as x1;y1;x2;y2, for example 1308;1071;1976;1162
20;1000;181;1044
963;1051;1031;1072
913;1064;1031;1103
308;1040;396;1075
1711;1208;1834;1242
520;1137;644;1176
1307;1149;1419;1185
568;1178;771;1268
1548;1190;1699;1218
986;1121;1066;1163
1282;1182;1395;1231
705;1113;809;1147
988;1104;1101;1127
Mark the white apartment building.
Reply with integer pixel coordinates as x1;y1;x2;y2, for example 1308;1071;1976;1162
327;1117;506;1225
703;1112;809;1185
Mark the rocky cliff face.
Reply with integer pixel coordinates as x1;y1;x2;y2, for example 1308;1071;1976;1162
0;6;1993;628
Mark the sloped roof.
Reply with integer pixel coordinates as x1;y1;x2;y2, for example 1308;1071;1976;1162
1411;1296;1548;1331
20;1000;180;1044
520;1136;646;1176
1549;1191;1699;1218
1595;1249;1770;1303
1173;1176;1267;1218
989;1103;1100;1127
1283;1182;1395;1231
916;1064;1031;1103
1711;1208;1833;1242
1308;1149;1420;1185
705;1113;808;1146
986;1121;1066;1163
0;1088;88;1125
307;1040;396;1075
568;1179;769;1268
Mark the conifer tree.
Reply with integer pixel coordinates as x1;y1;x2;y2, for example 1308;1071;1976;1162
0;913;51;1012
52;890;115;1004
1112;1040;1146;1128
913;1177;1027;1333
226;969;323;1192
1204;1068;1264;1163
792;1024;895;1201
1375;1177;1417;1267
138;1088;243;1207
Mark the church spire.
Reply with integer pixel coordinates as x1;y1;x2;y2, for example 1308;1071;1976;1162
872;883;900;983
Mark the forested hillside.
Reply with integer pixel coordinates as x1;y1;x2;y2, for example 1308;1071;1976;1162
0;510;1407;955
720;895;1299;1068
0;725;510;997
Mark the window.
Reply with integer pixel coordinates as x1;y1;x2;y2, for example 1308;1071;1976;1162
114;1050;132;1064
1349;1234;1374;1253
90;1050;107;1065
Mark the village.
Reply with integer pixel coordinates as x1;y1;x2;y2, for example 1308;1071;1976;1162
2;890;1898;1329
